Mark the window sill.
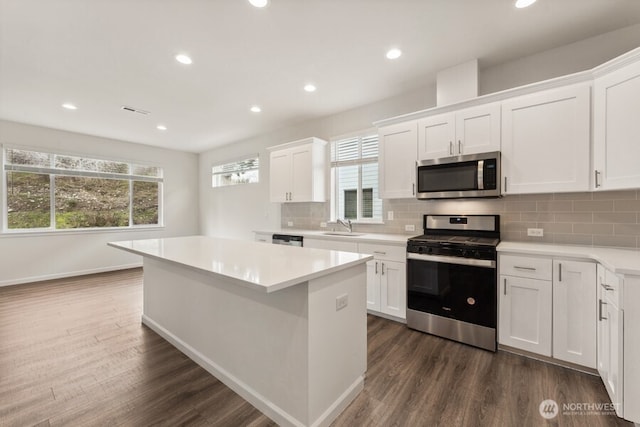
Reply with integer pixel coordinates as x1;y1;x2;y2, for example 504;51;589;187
0;225;165;238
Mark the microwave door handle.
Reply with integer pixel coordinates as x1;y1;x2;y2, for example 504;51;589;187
477;160;484;190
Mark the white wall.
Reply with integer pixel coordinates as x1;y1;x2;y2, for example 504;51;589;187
0;120;199;286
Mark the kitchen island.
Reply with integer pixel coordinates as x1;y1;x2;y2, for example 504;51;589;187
108;235;372;427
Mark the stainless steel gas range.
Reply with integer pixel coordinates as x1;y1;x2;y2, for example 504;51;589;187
406;214;500;351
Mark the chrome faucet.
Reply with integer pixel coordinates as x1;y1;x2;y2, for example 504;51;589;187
337;218;353;233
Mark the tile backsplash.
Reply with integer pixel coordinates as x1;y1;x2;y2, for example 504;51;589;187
281;190;640;249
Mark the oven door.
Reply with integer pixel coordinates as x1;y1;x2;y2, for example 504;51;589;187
407;253;497;328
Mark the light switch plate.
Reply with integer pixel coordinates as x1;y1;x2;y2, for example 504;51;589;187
287;221;294;227
405;224;416;232
320;222;327;228
387;211;394;221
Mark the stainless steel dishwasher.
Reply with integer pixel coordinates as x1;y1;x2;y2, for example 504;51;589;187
272;234;304;247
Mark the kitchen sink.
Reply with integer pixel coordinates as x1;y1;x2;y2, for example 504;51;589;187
322;231;365;237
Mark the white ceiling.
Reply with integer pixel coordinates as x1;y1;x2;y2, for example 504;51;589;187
1;0;640;153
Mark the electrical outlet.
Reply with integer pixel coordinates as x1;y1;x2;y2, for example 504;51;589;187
387;211;394;221
527;228;544;237
336;294;348;311
405;224;416;232
320;222;327;228
287;221;294;227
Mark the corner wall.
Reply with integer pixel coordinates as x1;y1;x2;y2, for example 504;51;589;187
0;120;199;286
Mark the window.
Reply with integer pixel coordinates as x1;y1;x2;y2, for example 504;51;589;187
2;147;163;231
212;156;259;187
330;132;382;222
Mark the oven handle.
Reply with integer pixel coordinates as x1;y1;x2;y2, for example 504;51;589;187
407;252;496;268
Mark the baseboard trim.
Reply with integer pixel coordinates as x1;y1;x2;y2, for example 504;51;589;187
498;344;598;375
143;314;362;427
0;263;143;287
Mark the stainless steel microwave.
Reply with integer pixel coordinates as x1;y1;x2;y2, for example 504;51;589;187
416;151;501;199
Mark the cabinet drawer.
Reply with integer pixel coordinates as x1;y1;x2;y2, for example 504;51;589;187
600;267;622;309
358;243;406;262
500;254;552;280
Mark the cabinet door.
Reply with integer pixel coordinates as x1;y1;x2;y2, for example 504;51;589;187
501;84;590;194
290;146;313;202
594;59;640;190
380;260;406;319
498;275;552;356
269;150;291;203
417;113;455;160
553;260;596;368
254;233;271;243
603;295;623;417
597;265;608;376
378;122;417;199
366;260;381;312
455;103;501;155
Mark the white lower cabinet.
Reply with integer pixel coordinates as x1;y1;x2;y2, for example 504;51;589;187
359;242;406;320
597;264;624;417
306;238;407;320
499;274;552;356
499;254;596;368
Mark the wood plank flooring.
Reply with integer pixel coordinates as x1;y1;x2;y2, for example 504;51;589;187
0;269;631;427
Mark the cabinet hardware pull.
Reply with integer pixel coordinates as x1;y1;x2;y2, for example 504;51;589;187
504;176;507;193
412;183;415;195
514;266;536;271
381;262;385;275
503;278;507;295
373;251;386;255
600;282;614;291
558;263;562;282
449;141;453;155
599;299;608;321
458;140;462;154
375;261;378;275
595;170;601;188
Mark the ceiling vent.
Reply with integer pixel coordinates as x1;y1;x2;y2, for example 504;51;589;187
120;105;150;115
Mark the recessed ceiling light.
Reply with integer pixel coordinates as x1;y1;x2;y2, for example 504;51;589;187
249;0;268;7
515;0;537;8
386;48;402;60
175;54;193;65
157;125;167;131
250;105;262;113
304;84;317;93
62;103;77;110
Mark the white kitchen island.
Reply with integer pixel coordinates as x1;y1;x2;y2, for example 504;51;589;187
108;235;372;427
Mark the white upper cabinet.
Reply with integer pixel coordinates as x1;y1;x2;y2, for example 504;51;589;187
594;58;640;190
501;84;591;195
268;137;328;203
417;103;500;161
378;121;417;199
417;113;455;159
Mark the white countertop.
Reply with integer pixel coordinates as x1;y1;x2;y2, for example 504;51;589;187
108;235;373;293
254;229;410;246
498;241;640;276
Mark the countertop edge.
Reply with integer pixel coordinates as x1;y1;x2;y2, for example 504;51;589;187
497;241;640;276
253;229;410;246
108;241;373;293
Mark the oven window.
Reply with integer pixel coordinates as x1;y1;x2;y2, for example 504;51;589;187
407;259;496;328
418;161;477;192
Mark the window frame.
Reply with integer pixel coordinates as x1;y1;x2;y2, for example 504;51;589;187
1;144;164;234
330;129;383;224
211;154;260;188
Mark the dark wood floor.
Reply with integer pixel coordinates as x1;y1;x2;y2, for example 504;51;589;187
0;269;630;427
